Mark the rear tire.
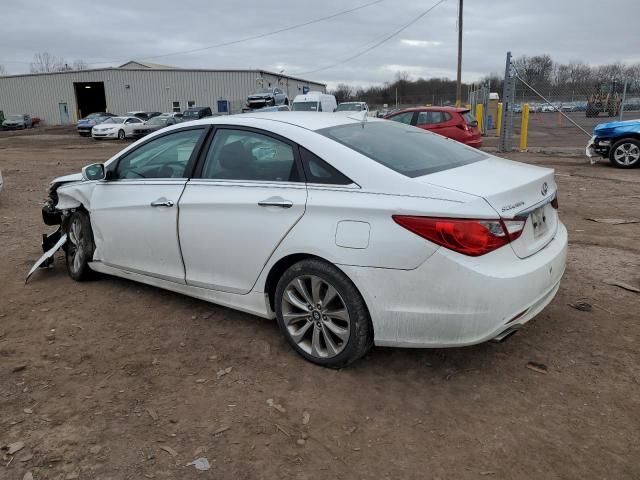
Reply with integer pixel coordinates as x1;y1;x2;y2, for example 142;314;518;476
609;138;640;169
118;129;125;140
275;258;373;368
65;210;95;281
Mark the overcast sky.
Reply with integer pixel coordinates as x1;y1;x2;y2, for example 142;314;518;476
2;0;639;88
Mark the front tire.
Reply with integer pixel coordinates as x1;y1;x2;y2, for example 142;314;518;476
118;129;125;140
66;211;95;281
275;259;373;368
609;138;640;169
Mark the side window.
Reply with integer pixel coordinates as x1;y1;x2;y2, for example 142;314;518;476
416;112;431;125
201;129;300;182
389;112;414;124
299;147;353;185
441;112;452;122
115;129;204;180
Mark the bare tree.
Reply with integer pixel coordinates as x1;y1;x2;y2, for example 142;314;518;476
72;59;88;71
29;52;88;73
513;54;554;89
30;52;64;73
331;83;354;103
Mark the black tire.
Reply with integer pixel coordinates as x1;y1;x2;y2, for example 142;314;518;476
608;138;640;169
274;258;373;368
117;129;125;140
65;210;95;281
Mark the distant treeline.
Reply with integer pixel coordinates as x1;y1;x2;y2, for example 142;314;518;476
330;55;640;106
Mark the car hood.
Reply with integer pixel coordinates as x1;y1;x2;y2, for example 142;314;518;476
593;118;640;137
51;173;83;185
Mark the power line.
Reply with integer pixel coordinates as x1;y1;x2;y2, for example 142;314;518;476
88;0;386;66
292;0;448;76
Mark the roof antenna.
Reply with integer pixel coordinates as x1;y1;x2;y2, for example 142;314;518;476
347;109;367;127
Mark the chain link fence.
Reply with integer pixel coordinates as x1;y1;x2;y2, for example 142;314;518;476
499;52;640;152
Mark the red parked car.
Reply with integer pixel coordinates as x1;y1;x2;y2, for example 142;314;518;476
385;106;482;148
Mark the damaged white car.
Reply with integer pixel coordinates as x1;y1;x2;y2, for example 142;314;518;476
32;113;568;367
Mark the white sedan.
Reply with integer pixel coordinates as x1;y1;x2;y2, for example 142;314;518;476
36;113;567;367
91;116;145;140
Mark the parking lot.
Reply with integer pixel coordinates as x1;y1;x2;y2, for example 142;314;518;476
1;128;639;479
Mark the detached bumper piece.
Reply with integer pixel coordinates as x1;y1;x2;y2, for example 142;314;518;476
26;228;67;283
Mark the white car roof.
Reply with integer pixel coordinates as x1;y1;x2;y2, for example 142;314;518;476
185;112;382;131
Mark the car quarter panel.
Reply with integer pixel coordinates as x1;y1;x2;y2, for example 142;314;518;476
253;188;499;292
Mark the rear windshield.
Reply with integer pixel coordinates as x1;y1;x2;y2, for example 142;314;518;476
292;101;319;111
318;121;487;177
462;112;477;125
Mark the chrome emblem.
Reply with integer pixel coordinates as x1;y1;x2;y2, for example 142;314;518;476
541;182;548;196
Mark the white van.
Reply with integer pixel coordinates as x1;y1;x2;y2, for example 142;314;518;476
291;92;337;113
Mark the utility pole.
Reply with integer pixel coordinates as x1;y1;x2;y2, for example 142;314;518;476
456;0;463;107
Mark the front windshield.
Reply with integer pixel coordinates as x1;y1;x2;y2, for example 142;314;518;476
103;117;125;124
183;110;199;118
149;117;168;126
292;101;319;112
337;104;362;112
7;115;23;120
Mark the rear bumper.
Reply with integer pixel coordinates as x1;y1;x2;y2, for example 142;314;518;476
466;137;483;148
340;222;568;348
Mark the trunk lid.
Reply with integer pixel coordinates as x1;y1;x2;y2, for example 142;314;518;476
416;157;559;258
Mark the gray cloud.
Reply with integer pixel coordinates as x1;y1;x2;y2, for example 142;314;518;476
2;0;639;89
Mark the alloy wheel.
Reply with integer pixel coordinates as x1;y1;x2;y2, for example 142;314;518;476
613;142;640;166
281;275;351;359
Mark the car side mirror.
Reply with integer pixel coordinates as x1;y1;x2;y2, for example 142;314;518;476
82;163;105;181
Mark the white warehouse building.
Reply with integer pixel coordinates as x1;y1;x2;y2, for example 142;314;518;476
0;61;326;125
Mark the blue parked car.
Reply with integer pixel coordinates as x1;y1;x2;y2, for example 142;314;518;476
586;118;640;168
77;112;116;137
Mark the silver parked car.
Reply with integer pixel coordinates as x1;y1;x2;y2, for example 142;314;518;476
2;114;33;130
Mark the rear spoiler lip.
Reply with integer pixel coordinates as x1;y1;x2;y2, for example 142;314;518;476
512;191;557;219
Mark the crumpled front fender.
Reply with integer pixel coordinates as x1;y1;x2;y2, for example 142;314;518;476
56;182;96;211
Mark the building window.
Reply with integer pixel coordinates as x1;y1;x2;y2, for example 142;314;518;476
188;100;195;108
172;101;180;113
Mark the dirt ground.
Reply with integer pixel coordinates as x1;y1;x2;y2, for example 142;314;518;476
1;128;639;480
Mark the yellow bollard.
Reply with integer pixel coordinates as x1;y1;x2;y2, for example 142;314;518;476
475;103;483;132
496;102;503;137
520;103;530;151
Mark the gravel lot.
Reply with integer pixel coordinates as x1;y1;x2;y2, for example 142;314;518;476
1;128;639;479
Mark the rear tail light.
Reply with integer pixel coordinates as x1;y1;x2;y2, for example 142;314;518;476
456;122;470;131
392;216;526;257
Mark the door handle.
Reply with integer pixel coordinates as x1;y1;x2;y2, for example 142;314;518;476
150;198;174;207
258;197;293;209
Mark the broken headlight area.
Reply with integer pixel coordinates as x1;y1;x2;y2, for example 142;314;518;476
27;182;72;282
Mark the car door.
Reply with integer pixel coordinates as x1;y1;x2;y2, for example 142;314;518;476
179;126;307;294
90;127;207;282
124;117;143;136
